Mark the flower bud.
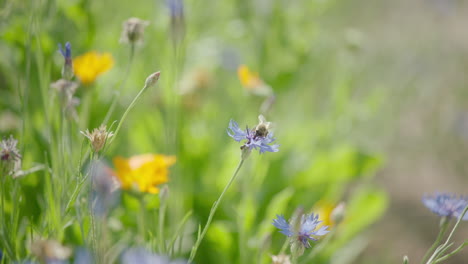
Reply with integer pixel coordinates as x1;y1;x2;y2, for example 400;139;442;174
120;18;149;45
331;202;346;224
0;135;21;176
145;71;161;88
58;42;74;80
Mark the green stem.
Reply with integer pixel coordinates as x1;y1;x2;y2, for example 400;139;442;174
159;195;167;253
434;242;468;263
426;205;468;264
168;210;193;256
108;81;151;146
102;43;135;125
188;159;245;262
420;218;450;264
138;196;147;243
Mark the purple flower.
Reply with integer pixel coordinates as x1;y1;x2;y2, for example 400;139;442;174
166;0;184;18
58;42;72;59
422;193;468;220
227;119;279;154
58;42;73;80
273;214;330;249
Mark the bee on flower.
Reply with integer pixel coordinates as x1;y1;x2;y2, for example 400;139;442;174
227;115;279;159
73;51;114;85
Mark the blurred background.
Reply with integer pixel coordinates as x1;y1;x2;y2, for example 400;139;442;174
0;0;467;263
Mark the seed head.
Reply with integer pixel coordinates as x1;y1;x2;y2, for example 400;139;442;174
80;125;114;153
0;135;21;176
120;17;150;45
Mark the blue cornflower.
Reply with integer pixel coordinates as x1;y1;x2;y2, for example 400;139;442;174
166;0;185;45
59;42;72;60
422;193;468;220
273;213;330;249
227;116;279;155
166;0;184;18
58;42;73;80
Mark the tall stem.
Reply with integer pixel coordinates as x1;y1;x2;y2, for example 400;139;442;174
426;205;468;264
420;218;450;264
188;159;245;262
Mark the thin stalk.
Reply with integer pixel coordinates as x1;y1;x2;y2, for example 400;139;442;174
138;197;147;243
102;43;135;125
434;242;468;263
426;205;468;264
168;210;193;256
109;81;151;145
188;159;245;262
420;219;450;264
159;196;168;253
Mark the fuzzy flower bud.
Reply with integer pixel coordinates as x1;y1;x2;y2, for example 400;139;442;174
330;202;346;224
58;42;73;80
0;135;22;176
120;17;150;45
145;71;161;88
80;125;114;153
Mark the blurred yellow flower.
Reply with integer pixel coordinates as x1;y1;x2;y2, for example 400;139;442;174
73;51;114;85
237;65;273;96
113;154;176;194
313;200;336;228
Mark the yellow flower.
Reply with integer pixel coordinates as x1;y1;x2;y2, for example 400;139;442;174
237;65;273;96
113;154;176;194
73;51;114;85
313;200;336;228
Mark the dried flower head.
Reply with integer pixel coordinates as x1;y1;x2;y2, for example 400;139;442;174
271;254;292;264
237;65;273;96
227;116;279;159
120;17;150;45
51;79;80;121
273;213;330;249
0;135;21;175
58;42;73;80
80;125;114;153
31;239;72;263
113;154;176;194
422;193;468;220
73;51;114;85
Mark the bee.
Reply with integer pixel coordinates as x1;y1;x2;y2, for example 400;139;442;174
255;114;272;138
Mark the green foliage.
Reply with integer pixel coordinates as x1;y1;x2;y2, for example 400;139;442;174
0;0;389;263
